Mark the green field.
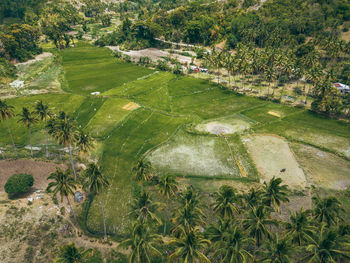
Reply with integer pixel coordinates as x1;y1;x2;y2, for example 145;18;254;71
2;44;350;234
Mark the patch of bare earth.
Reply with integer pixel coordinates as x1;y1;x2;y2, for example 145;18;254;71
0;159;66;192
122;102;140;111
243;134;307;189
16;52;52;66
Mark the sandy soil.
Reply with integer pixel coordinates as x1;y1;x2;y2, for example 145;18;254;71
0;159;66;192
107;46;193;65
243;134;307;189
16;52;52;66
267;111;281;118
122;102;140;111
196;119;250;135
292;144;350;190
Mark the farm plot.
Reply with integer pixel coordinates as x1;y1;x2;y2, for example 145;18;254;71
87;109;189;234
292;143;350;190
196;114;253;135
61;45;153;95
86;97;134;138
257;111;350;158
0;94;84;147
146;131;256;179
243;134;307;189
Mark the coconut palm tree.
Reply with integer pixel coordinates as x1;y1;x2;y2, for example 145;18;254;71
157;174;178;235
213;185;238;219
54;243;92;263
130;190;161;225
34;100;52;158
52;112;78;179
258;235;294;263
284;208;315;246
75;130;94;165
243;205;276;247
243;187;263;208
119;221;162;263
303;224;350;263
83;163;110;239
17;107;38;157
168;226;211;263
213;226;253;263
0;100;17;157
312;195;344;227
262;177;289;213
47;168;77;221
205;218;233;243
133;159;153;185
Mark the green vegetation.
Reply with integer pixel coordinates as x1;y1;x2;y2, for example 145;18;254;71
4;173;34;195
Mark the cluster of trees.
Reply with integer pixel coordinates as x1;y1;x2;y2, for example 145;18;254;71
0;100;93;168
116;163;350;263
4;173;34;196
0;23;41;61
203;40;350;116
0;0;46;21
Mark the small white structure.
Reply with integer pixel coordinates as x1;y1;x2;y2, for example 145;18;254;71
90;91;101;96
332;83;350;93
10;80;24;89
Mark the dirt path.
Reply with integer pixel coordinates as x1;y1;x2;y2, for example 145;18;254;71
16;52;52;66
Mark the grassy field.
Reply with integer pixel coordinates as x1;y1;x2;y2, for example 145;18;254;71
3;43;350;235
61;43;153;95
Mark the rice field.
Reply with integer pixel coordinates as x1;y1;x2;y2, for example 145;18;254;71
3;43;350;235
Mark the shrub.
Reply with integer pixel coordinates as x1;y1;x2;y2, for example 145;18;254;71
4;174;34;196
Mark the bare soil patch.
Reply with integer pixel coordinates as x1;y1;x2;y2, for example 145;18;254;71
243;134;307;189
0;159;66;192
292;143;350;190
267;111;281;118
122;102;140;111
16;52;52;66
196;117;251;135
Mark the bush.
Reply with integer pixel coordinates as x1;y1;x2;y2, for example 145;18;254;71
4;174;34;196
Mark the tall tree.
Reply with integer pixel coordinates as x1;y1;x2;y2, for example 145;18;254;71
130;190;161;225
0;100;17;157
133;159;153;185
83;163;110;239
51;112;78;179
169;226;211;263
119;221;162;263
47;168;77;221
34;100;51;158
17;107;37;157
54;243;92;263
157;174;178;235
303;224;350;263
213;225;253;263
75;130;94;165
213;185;238;219
284;208;315;246
262;177;289;213
258;235;294;263
312;196;344;227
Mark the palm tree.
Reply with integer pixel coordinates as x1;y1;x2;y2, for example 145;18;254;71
213;185;238;219
303;224;350;263
54;243;92;263
206;218;233;243
34;100;51;158
258;235;294;263
83;163;110;239
312;196;344;226
52;113;78;179
213;226;253;263
243;187;263;208
75;130;94;165
119;221;162;263
130;190;161;225
0;100;17;157
133;159;153;185
262;177;289;213
17;107;38;157
47;168;77;221
157;174;178;235
169;226;211;263
243;205;276;247
284;208;315;246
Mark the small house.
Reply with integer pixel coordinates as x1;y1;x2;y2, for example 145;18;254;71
332;83;350;94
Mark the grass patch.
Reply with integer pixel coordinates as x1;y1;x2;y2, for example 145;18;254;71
61;45;153;95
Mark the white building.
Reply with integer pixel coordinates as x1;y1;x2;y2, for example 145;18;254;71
332;83;350;93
